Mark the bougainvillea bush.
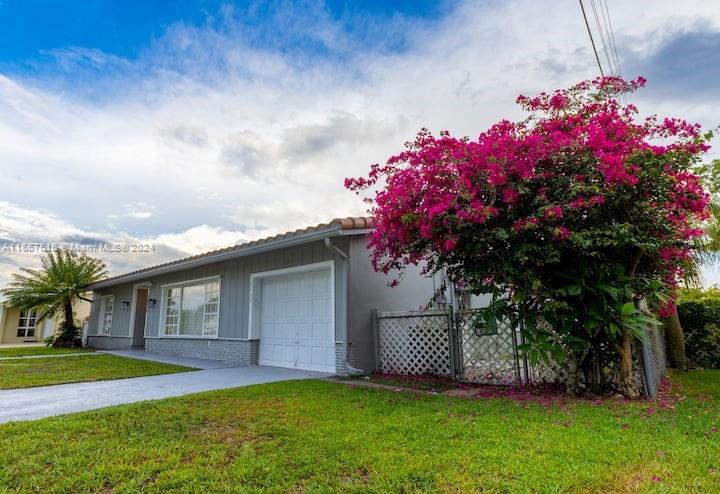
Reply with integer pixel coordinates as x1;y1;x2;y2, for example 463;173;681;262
347;77;714;396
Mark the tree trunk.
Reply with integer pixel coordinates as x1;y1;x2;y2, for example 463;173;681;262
566;355;580;396
665;288;687;371
52;299;78;348
616;330;639;398
614;249;643;398
63;299;74;327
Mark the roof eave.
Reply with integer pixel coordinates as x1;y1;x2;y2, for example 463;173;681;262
87;225;347;290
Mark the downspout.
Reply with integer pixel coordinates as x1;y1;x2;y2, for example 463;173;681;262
324;238;363;375
324;238;348;261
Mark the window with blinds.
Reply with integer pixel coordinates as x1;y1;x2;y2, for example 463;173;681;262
162;279;220;337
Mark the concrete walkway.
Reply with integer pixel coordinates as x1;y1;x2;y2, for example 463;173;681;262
0;343;43;348
100;349;240;369
0;352;329;423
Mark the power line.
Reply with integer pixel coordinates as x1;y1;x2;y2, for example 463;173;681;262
600;0;623;77
579;0;605;77
593;0;625;104
589;0;615;76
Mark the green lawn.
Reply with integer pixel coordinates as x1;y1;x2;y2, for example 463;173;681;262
0;371;717;493
0;355;195;389
0;346;92;358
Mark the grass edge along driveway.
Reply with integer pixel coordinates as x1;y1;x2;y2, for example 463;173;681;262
0;354;195;389
0;346;92;358
0;371;717;492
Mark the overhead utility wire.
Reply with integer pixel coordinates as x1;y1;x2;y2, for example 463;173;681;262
589;0;616;76
600;0;622;76
579;0;605;77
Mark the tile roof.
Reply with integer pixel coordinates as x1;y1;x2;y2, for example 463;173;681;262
89;217;374;289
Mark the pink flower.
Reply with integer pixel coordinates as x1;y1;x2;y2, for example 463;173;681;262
502;188;520;205
569;197;586;209
553;226;571;241
658;300;676;318
346;75;712;310
544;206;563;220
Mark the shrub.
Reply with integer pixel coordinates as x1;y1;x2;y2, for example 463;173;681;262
347;76;713;396
677;289;720;368
52;321;82;348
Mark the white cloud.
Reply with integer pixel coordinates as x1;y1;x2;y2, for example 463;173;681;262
148;225;247;254
123;202;155;219
1;0;719;286
0;201;253;294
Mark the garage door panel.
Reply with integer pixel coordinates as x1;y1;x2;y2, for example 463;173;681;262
312;299;326;317
258;267;335;373
296;321;310;340
312;275;329;295
312;322;327;341
286;300;299;317
297;345;310;365
298;300;312;318
311;346;325;365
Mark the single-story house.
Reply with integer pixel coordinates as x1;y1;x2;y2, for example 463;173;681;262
86;218;441;373
0;300;91;345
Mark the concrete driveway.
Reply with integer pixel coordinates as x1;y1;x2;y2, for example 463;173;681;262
0;351;329;424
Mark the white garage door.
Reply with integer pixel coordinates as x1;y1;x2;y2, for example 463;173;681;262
258;267;335;373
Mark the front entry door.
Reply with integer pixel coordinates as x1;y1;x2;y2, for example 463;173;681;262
132;288;148;348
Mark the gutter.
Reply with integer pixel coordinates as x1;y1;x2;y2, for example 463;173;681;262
89;225;344;290
323;238;363;376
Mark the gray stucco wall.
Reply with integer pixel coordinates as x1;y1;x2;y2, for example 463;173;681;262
87;234;435;372
345;236;439;371
88;239;348;351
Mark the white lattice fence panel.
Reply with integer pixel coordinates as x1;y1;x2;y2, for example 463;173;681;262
377;310;452;376
457;310;519;385
525;318;570;385
531;359;570;384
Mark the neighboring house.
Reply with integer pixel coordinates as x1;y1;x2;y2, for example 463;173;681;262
86;218;441;373
0;300;91;345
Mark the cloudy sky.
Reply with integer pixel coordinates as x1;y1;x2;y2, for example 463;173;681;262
1;0;719;287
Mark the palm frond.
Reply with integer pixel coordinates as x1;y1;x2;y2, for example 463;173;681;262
1;249;107;322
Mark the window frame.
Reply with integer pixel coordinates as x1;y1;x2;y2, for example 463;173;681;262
17;308;37;338
159;276;221;339
99;295;114;335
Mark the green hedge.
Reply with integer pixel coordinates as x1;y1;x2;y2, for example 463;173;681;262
677;288;720;369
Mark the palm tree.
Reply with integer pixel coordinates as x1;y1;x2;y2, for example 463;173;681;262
1;250;107;347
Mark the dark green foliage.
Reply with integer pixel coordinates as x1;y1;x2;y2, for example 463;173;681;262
53;321;82;348
677;289;720;368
